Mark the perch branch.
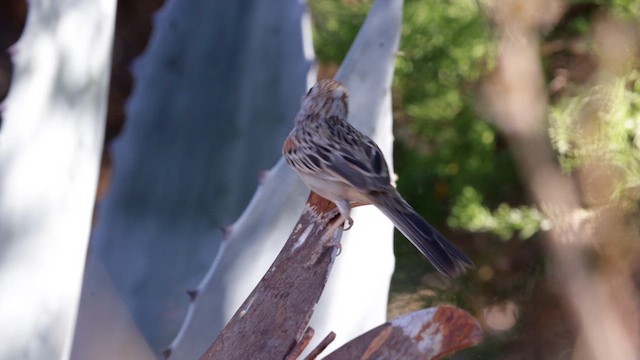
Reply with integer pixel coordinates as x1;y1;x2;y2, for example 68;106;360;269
199;193;344;359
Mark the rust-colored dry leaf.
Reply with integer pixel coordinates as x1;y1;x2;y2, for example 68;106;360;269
322;306;482;360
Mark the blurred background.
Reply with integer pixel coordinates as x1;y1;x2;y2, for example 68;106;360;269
313;1;640;358
1;0;639;358
314;1;640;357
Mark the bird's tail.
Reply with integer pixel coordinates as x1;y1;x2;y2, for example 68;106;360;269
370;189;474;277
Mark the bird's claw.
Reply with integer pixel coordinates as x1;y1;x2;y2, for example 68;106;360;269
324;239;342;255
343;216;354;231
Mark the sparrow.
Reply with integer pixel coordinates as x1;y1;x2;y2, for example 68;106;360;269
283;79;473;277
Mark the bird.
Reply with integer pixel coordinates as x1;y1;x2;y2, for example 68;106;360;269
283;79;473;277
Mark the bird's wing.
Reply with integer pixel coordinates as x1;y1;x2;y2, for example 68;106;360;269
322;123;391;192
283;119;392;192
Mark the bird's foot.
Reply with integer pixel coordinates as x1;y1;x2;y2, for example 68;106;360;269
303;222;343;268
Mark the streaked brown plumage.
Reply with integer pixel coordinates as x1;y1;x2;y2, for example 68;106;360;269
283;79;473;277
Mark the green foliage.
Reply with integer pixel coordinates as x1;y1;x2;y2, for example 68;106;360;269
549;70;640;206
308;0;371;62
392;0;525;242
571;0;640;18
397;0;491;121
449;186;548;240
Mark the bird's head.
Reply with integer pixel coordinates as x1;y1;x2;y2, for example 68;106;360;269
298;79;349;123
